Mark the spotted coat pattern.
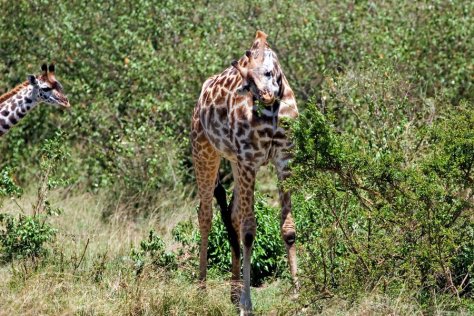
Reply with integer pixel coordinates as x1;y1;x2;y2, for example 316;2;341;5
191;31;298;315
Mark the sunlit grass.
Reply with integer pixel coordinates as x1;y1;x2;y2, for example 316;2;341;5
2;187;470;315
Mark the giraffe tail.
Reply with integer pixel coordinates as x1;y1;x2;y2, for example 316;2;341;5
214;178;240;259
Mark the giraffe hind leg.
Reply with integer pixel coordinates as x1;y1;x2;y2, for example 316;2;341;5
215;174;241;306
214;177;240;273
214;178;239;253
273;150;299;292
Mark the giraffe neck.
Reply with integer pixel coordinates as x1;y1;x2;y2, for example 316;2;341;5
0;84;39;137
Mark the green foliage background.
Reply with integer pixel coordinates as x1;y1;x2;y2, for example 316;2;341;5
1;1;472;188
0;0;473;313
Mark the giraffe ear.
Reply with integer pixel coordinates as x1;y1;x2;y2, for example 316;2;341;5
251;31;268;62
255;30;268;41
47;64;57;82
231;60;248;78
277;73;283;98
27;75;37;85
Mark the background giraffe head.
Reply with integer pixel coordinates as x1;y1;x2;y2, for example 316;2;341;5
32;64;70;109
231;31;282;105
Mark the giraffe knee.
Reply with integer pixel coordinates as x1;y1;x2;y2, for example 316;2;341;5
244;232;254;248
283;231;296;246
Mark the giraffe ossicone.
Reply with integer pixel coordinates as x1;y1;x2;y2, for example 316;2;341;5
0;63;70;137
191;30;299;315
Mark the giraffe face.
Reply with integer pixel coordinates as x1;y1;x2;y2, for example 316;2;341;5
36;64;70;109
37;79;69;108
244;50;280;105
233;49;280;105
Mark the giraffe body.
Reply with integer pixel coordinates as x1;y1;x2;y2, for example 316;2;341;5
191;31;298;315
0;64;69;137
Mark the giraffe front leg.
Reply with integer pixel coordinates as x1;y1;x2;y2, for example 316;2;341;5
273;150;299;292
192;139;220;285
229;162;243;306
229;187;242;306
236;163;257;316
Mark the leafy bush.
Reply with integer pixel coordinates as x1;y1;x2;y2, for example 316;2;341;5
174;192;286;285
172;218;200;256
0;133;68;264
0;213;56;262
131;230;177;275
1;1;472;215
0;168;23;205
289;63;473;310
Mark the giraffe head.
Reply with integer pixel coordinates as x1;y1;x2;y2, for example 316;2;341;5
231;31;281;105
29;64;70;109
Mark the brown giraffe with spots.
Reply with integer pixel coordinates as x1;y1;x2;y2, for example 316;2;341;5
191;31;298;315
0;64;69;137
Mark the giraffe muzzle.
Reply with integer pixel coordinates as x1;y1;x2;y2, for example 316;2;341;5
259;89;275;104
61;97;71;109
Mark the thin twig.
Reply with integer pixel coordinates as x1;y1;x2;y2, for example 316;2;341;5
74;238;90;273
326;191;371;274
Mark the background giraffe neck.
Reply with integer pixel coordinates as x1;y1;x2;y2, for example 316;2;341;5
0;81;29;104
0;85;39;137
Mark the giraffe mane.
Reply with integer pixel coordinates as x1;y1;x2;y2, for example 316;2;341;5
0;81;29;106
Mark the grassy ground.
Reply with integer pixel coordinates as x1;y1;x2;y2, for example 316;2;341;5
0;180;294;315
0;175;470;315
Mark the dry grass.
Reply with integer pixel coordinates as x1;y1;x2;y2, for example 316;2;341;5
0;187;291;315
0;265;236;315
0;187;470;315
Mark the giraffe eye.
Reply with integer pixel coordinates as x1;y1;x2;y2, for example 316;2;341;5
264;71;272;77
41;87;53;92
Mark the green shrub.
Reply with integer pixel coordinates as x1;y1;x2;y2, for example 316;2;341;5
1;1;472;210
289;64;473;310
0;133;67;264
172;218;200;255
0;213;56;262
210;193;286;285
0;168;23;205
131;230;177;275
174;192;286;285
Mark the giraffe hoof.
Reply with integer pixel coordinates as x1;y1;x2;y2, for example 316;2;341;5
231;293;240;308
198;280;207;291
239;309;253;316
239;296;253;316
290;291;299;301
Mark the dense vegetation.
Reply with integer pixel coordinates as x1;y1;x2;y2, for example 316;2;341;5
1;0;473;314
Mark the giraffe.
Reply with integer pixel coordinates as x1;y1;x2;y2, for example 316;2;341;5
0;64;70;137
191;31;299;315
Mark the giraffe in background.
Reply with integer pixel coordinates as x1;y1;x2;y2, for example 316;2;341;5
191;31;298;315
0;64;70;137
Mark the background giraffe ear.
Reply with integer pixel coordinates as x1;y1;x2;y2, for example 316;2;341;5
47;64;57;82
27;75;37;85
